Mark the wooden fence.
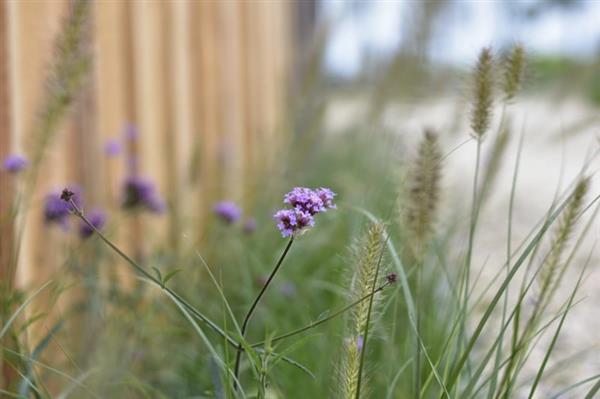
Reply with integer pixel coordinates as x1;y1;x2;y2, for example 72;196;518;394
0;0;294;295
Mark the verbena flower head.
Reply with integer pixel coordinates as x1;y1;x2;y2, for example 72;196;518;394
121;176;165;213
3;154;28;173
104;139;122;157
274;187;336;237
45;186;82;226
213;201;242;224
79;208;107;238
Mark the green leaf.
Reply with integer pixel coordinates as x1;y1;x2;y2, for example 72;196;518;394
162;269;182;285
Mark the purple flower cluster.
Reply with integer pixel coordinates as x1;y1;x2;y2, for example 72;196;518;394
79;208;107;238
274;187;336;237
2;154;28;173
213;201;242;224
121;176;166;213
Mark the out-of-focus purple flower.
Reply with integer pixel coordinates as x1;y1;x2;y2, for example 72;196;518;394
356;336;364;352
2;154;28;173
104;139;122;157
121;176;165;214
274;187;336;237
243;218;257;234
273;208;314;237
213;201;241;224
44;186;82;226
79;208;107;238
280;281;297;297
124;123;138;141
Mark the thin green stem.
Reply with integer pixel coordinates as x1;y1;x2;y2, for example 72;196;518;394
69;200;238;347
251;282;391;347
233;237;295;389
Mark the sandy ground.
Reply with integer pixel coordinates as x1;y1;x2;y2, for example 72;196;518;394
326;94;600;398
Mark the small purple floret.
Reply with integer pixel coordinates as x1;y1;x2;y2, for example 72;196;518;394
213;201;242;224
79;208;107;238
316;187;336;210
121;176;165;214
284;187;325;215
3;154;28;173
104;139;122;157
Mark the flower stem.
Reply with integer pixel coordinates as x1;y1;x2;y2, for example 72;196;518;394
69;200;238;347
233;236;295;389
251;281;392;347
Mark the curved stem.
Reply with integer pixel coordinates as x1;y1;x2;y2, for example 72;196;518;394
233;236;294;388
70;200;238;347
251;282;391;347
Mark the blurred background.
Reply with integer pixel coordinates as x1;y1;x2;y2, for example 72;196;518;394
2;0;599;291
1;0;600;396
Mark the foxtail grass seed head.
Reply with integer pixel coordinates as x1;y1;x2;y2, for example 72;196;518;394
502;43;526;102
539;178;588;293
470;47;494;139
213;201;242;224
274;187;336;237
2;154;29;173
338;223;386;399
29;0;91;170
403;130;442;251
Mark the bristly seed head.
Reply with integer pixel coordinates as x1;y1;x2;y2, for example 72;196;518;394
470;47;494;139
503;43;525;102
402;129;442;253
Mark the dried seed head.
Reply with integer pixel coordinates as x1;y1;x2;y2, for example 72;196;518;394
539;178;589;297
402;130;442;252
502;43;526;102
470;47;494;139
